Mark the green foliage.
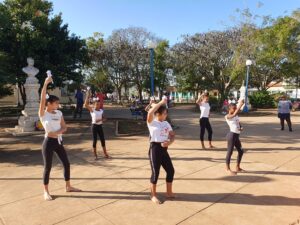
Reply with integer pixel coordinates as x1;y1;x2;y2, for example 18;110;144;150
0;0;88;100
249;91;275;108
87;70;114;93
209;96;220;111
233;9;300;91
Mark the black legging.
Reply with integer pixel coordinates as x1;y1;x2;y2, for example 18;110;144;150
279;113;292;131
42;137;70;185
226;132;244;165
73;103;83;118
92;124;106;148
149;142;175;184
200;117;213;141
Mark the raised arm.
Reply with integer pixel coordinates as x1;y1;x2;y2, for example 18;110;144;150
84;90;93;112
147;98;167;124
196;92;204;105
145;99;155;112
226;99;245;119
39;76;53;118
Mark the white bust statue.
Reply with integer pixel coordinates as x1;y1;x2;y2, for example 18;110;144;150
22;57;39;84
239;81;246;100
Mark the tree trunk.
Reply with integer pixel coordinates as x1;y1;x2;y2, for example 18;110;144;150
124;83;128;100
117;87;122;103
138;86;143;101
19;83;26;108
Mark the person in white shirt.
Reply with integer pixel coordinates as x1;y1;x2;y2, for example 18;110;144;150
277;95;293;131
225;99;245;176
84;89;109;159
196;92;213;149
147;98;175;204
39;76;81;201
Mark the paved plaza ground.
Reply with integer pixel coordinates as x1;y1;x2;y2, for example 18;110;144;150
0;105;299;225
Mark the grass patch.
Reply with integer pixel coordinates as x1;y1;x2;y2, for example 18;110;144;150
118;120;147;135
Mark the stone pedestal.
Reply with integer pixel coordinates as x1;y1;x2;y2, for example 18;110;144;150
9;57;41;135
15;82;40;132
239;84;251;111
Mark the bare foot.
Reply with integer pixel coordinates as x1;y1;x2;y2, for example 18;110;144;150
150;196;162;204
236;168;246;173
201;145;206;150
166;193;176;199
209;145;215;149
104;154;111;159
44;191;53;201
66;186;82;192
227;169;237;176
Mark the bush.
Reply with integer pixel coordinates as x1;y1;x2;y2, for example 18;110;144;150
249;91;275;109
209;96;219;111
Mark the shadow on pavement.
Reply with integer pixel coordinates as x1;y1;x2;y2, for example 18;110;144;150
52;191;300;206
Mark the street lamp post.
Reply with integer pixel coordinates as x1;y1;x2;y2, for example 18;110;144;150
243;59;252;113
148;42;156;97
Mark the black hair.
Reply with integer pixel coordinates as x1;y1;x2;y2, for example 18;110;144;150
228;103;237;109
203;93;209;97
46;94;59;105
155;105;167;115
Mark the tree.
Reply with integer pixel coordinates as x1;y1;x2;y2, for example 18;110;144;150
120;27;157;99
173;30;241;104
0;0;88;103
86;70;114;93
154;40;171;96
232;9;300;90
87;28;158;101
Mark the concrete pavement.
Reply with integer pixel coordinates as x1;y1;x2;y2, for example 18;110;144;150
0;105;299;225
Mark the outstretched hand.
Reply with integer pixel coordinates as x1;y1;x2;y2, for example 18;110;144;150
44;76;53;85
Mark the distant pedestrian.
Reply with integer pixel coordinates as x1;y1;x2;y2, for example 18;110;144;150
73;88;84;118
96;91;105;109
278;95;293;132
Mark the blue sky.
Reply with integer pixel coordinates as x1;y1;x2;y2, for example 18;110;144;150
7;0;300;44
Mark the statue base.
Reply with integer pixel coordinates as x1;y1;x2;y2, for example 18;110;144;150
13;82;40;134
241;103;252;112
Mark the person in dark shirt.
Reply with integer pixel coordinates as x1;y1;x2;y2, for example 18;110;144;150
73;88;84;118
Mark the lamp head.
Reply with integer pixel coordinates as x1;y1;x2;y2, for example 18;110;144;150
147;41;156;49
246;59;252;66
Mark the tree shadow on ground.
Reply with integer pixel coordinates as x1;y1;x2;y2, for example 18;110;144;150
0;174;275;183
53;191;300;206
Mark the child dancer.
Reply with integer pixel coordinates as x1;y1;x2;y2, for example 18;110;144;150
147;98;175;204
84;88;109;159
225;99;245;175
39;75;81;201
196;92;213;149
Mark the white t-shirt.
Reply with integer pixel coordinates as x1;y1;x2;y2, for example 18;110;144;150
91;109;103;125
199;102;210;118
225;115;241;134
40;110;63;143
278;100;292;114
147;119;172;143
